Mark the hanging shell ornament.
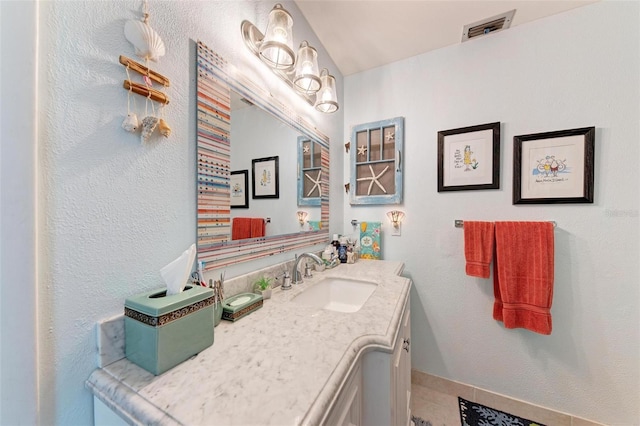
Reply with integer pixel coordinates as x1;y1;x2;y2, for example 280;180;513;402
140;116;159;142
158;118;171;138
121;113;139;133
124;20;166;62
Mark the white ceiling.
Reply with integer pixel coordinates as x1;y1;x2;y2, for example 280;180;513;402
295;0;599;76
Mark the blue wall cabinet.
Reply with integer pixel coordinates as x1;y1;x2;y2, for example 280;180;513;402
298;136;322;206
350;117;404;205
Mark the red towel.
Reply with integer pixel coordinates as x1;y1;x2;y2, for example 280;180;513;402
493;222;555;335
464;221;495;278
232;218;252;240
250;218;265;238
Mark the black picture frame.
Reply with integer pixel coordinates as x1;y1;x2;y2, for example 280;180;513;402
513;126;595;204
252;156;279;199
437;122;500;192
230;170;249;208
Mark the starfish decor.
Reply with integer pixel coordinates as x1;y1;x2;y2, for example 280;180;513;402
303;145;310;154
304;170;322;197
356;164;389;195
357;145;368;157
385;131;395;141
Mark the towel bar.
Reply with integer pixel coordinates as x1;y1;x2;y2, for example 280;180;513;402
454;220;556;228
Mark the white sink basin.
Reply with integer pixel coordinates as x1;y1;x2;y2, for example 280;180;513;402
291;277;377;313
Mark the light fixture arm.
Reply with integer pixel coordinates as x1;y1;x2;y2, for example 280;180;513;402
241;20;264;57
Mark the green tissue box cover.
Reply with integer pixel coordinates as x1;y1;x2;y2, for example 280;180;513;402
124;285;214;375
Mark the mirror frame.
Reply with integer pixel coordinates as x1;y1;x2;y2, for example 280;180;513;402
196;41;329;270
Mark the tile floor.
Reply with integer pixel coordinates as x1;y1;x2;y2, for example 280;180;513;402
410;380;607;426
411;382;462;425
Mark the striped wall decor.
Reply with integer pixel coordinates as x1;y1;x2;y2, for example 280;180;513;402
197;47;231;249
321;147;330;229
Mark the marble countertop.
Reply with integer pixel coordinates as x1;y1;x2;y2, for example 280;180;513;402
87;260;411;425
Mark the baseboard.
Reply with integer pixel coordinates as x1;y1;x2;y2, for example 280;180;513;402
411;369;605;426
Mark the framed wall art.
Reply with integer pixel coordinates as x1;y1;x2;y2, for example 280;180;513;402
437;122;500;192
230;170;249;208
350;117;404;205
513;126;595;204
252;156;279;199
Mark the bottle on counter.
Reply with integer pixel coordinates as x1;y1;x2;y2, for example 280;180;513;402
331;234;340;252
331;234;341;260
338;236;348;263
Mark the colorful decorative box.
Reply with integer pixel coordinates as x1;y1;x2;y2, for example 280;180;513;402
124;285;214;375
360;221;382;259
222;292;263;322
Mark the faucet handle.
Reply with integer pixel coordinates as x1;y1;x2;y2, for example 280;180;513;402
304;262;313;278
276;271;291;290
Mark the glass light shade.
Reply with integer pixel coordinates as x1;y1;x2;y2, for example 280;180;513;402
387;210;405;227
259;4;295;70
293;41;321;95
297;211;308;225
315;69;339;113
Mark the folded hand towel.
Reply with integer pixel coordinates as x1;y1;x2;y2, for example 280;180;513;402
464;221;495;278
493;222;555;335
250;218;265;238
232;218;252;240
360;222;382;260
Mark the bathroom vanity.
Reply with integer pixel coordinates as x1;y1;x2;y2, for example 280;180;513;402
87;260;412;425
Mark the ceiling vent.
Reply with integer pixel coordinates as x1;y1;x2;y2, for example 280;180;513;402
462;9;516;42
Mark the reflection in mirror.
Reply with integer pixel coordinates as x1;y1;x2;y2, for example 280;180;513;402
298;136;322;207
230;93;320;238
196;41;329;270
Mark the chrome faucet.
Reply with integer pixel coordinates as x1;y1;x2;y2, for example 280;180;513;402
291;253;323;285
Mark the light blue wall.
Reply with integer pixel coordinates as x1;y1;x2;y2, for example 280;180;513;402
343;2;639;424
231;104;321;236
0;1;39;424
0;1;343;424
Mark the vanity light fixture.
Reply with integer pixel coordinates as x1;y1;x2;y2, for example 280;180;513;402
257;3;294;70
386;210;405;234
293;41;321;94
315;69;339;113
297;211;308;226
241;3;339;113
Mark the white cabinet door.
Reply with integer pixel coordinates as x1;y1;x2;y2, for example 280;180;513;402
392;306;411;426
93;396;128;426
361;293;411;426
325;363;362;426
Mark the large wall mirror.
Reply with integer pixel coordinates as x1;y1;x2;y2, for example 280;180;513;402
196;41;329;270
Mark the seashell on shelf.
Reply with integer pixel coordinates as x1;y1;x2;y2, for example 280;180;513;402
121;113;139;133
158;118;171;138
124;20;166;62
140;116;159;142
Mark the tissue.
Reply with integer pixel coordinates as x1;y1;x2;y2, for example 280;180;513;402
161;244;197;295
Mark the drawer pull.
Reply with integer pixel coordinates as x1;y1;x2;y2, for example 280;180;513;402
403;338;410;352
